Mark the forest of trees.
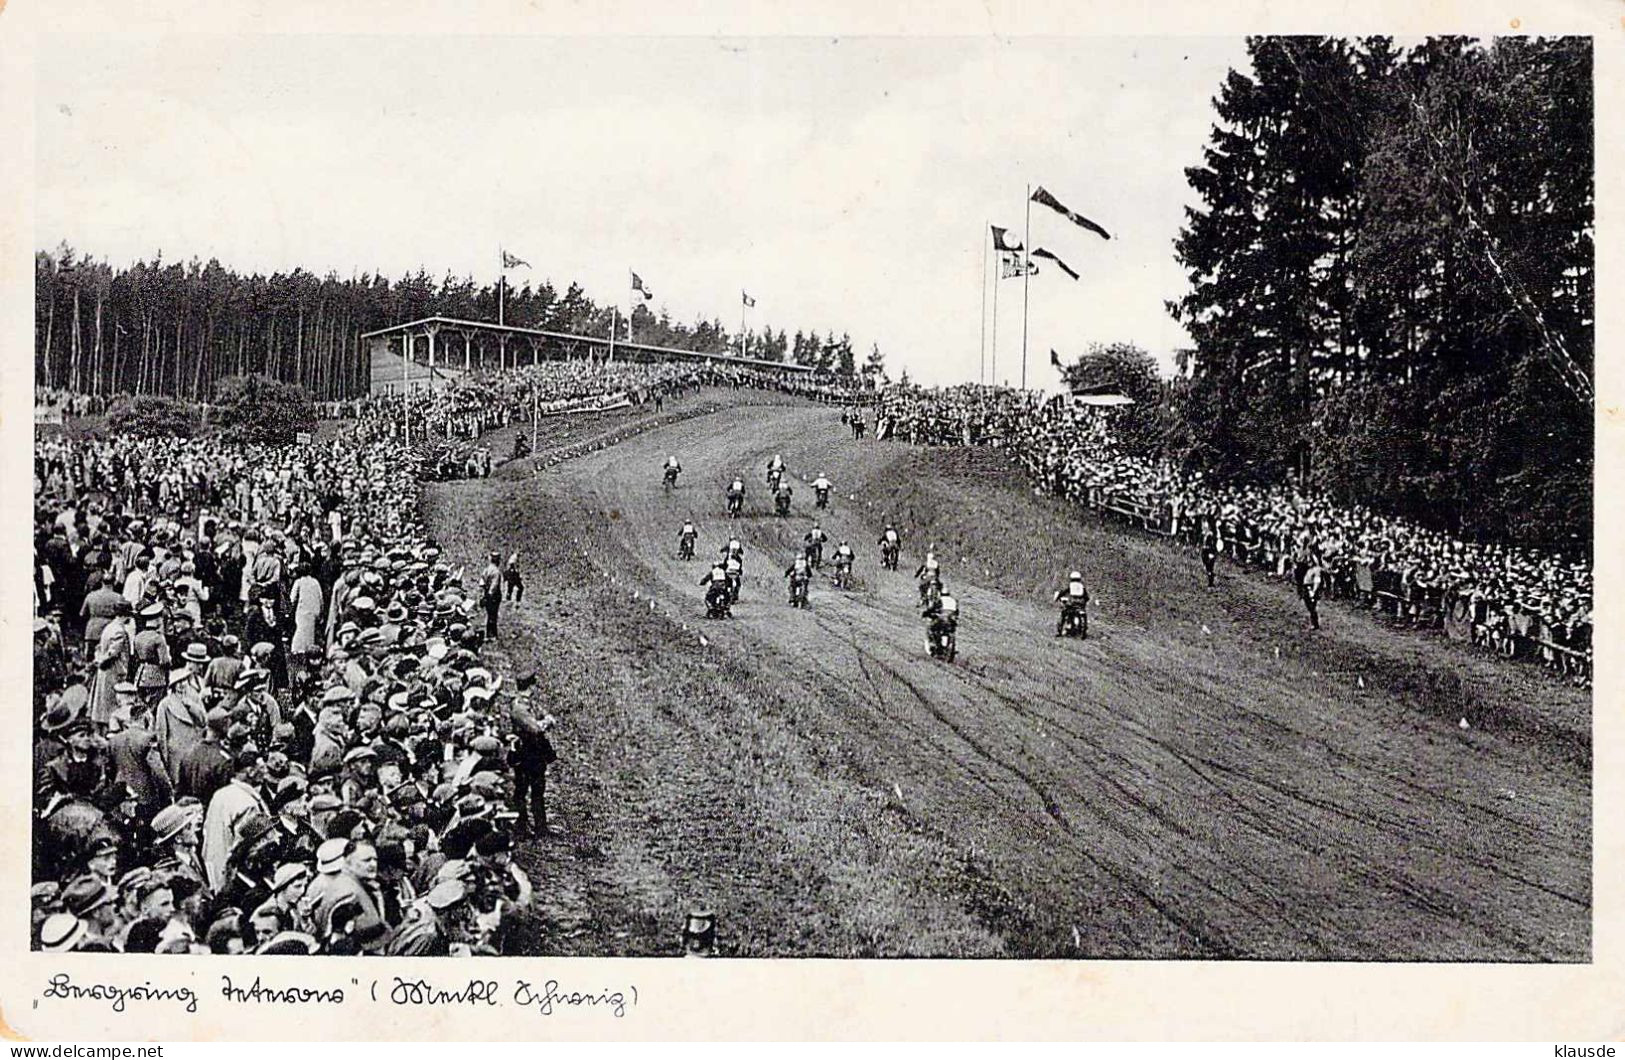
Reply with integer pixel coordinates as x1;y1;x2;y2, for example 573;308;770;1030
34;251;874;402
1167;35;1592;552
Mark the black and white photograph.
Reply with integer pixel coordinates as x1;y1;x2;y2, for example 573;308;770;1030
18;7;1597;994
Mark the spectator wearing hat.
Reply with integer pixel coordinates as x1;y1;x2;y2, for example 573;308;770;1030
150;802;207;887
338;745;378;806
244;591;288;691
201;750;268;890
385;878;466;957
61;876;120;947
83;835;122;886
302;837;353;926
230;668;283;751
215;813;283;918
175;707;233;804
36;716;112;804
266;862;313;928
108;696;172;821
204;635;244;695
509;693;557;837
38;912;89;953
131;604;171;703
153;672;208;788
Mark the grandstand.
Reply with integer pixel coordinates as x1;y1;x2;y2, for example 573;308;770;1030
361;316;810;396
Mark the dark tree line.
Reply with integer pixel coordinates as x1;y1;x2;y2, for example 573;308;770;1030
1168;36;1592;551
34;250;874;401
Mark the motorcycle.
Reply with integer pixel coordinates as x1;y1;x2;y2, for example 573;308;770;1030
678;535;696;561
880;541;900;571
774;492;792;517
1057;603;1088;639
805;541;823;569
726;571;742;604
727;493;743;519
664;467;679;491
832;562;852;589
788;577;810;609
926;619;957;662
919;578;942;610
814;487;830;510
705;585;732;619
767;467;783;493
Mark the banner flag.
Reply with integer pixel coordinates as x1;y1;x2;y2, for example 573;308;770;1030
999;252;1038;279
501;250;531;270
1032;247;1080;280
742;290;756;307
1030;186;1112;240
990;225;1023;253
631;272;654;300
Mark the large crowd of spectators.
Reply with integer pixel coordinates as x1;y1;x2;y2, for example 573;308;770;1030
32;426;558;955
878;384;1592;681
29;358;876;955
353;358;869;446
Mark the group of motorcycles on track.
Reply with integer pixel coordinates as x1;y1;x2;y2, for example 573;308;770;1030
661;452;1089;663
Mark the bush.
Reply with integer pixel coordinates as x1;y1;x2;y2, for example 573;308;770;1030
210;374;316;445
105;395;200;439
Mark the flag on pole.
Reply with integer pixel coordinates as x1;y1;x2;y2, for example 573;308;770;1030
1050;349;1063;369
742;290;756;308
990;225;1024;253
999;252;1038;279
1032;247;1080;280
501;250;531;269
1030;186;1112;240
631;272;653;300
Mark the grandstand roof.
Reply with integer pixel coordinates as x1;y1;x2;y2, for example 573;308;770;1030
361;315;813;374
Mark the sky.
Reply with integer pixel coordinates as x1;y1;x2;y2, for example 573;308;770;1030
35;34;1251;388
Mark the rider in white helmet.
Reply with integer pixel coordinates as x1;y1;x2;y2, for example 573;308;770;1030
1053;570;1089;637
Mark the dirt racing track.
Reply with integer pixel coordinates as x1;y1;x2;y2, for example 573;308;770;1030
422;392;1590;961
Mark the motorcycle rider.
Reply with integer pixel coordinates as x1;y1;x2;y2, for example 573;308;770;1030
878;523;901;569
784;553;812;607
774;481;794;516
831;540;855;586
721;537;745;563
723;554;744;603
726;475;745;516
803;524;828;568
812;473;832;509
677;521;698;560
663;455;682;487
915;549;942;605
923;589;959;658
1053;570;1089;638
699;563;731;616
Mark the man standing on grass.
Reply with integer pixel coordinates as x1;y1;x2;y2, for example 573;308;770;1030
480;552;503;639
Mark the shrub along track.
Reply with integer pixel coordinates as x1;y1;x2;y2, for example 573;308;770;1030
420;391;1589;960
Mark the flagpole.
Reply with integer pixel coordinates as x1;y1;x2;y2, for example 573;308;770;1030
739;298;747;359
1021;183;1031;391
609;306;617;363
498;248;505;327
402;332;411;444
979;222;988;385
991;248;1000;385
